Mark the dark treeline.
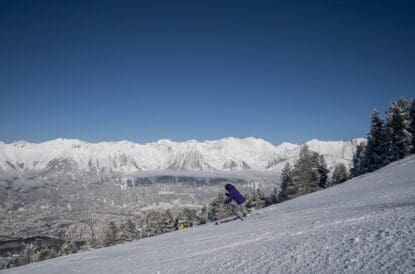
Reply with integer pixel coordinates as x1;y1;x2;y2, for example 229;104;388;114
351;97;415;176
0;237;84;269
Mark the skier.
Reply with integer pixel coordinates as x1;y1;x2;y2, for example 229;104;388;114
224;183;249;220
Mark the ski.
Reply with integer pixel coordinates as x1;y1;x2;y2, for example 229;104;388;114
215;216;241;225
214;211;255;225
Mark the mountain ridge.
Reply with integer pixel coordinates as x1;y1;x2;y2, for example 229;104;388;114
0;137;366;174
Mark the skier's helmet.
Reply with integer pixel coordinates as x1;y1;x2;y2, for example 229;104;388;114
225;184;233;191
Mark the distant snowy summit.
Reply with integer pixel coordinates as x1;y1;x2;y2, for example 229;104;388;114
0;137;366;175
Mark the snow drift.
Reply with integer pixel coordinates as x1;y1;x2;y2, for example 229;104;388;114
4;155;414;274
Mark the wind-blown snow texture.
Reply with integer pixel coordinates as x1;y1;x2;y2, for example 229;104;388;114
4;156;414;274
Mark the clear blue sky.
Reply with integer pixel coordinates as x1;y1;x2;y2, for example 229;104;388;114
1;0;414;144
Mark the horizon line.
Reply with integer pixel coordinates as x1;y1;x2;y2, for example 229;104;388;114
0;136;366;146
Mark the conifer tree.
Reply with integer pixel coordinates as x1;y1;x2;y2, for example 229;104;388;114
409;98;415;153
103;221;118;247
351;142;366;177
253;188;266;209
364;110;386;171
279;162;294;201
141;211;163;237
317;154;329;188
293;145;320;195
181;208;198;227
159;210;175;232
120;218;136;241
331;163;349;185
397;97;410;112
384;100;413;163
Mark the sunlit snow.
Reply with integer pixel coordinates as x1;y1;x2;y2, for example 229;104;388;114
5;156;414;274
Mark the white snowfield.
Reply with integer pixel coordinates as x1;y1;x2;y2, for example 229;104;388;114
4;156;415;274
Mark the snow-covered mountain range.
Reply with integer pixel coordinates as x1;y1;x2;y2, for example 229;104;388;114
0;137;366;175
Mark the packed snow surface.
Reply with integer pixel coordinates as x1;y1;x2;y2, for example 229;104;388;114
4;156;415;274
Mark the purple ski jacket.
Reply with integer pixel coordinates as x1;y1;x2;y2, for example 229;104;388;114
224;184;245;205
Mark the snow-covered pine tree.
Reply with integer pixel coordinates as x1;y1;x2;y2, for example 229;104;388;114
317;154;329;188
410;98;415;153
140;211;163;237
253;188;266;209
118;218;136;242
397;97;411;111
351;142;366;177
293;145;320;195
120;218;136;241
331;163;349;185
364;110;386;171
384;100;413;163
103;221;118;247
159;209;175;233
181;208;198;227
279;162;294;201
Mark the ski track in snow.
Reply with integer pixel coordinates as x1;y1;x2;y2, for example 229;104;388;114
3;156;415;274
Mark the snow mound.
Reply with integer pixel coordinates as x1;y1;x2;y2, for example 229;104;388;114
5;156;415;274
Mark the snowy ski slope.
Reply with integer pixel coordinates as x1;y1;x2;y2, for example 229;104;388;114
3;156;415;274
